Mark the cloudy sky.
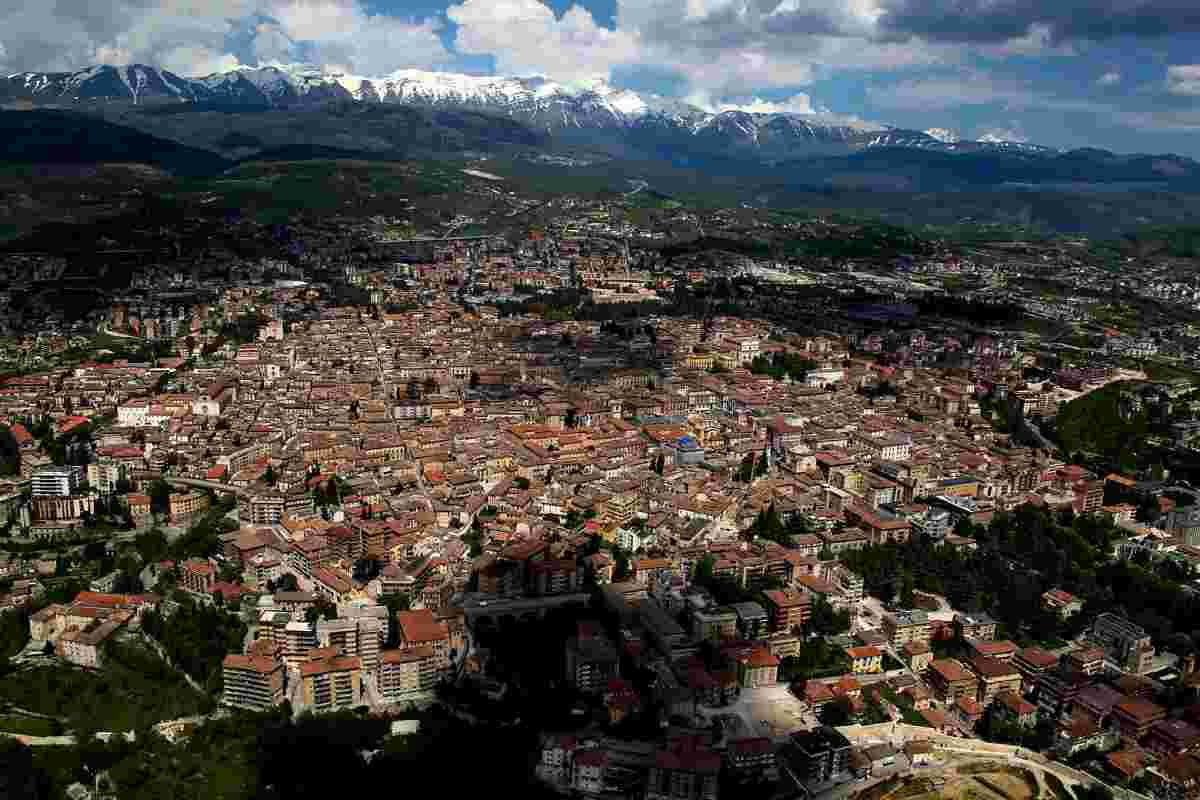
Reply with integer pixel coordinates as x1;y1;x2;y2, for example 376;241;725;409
3;0;1200;155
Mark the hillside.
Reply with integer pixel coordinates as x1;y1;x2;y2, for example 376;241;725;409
1054;381;1155;471
0;110;229;176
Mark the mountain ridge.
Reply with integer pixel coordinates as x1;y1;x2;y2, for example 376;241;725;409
0;62;1074;159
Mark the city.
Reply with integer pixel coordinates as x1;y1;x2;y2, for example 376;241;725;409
4;199;1200;800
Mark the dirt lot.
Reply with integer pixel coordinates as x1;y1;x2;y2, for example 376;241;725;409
867;763;1040;800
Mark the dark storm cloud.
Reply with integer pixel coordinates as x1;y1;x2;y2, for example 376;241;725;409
876;0;1200;44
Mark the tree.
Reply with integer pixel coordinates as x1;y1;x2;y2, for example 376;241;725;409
754;453;769;478
692;554;716;588
263;464;277;486
736;453;756;483
149;479;173;516
818;698;851;726
306;597;338;624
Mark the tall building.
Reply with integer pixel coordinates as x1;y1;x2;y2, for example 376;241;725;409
222;654;285;711
317;616;383;674
300;654;363;712
378;646;438;704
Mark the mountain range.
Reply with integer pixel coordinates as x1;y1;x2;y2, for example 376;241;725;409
0;63;1062;156
3;62;1200;197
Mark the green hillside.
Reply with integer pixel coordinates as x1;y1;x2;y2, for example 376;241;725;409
1055;381;1153;471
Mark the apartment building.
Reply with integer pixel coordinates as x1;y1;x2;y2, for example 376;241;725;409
378;646;439;704
789;727;851;786
180;558;217;596
928;659;979;705
646;736;721;800
396;609;451;669
736;648;780;689
954;612;997;642
300;653;363;712
761;588;811;633
1092;613;1156;675
731;601;769;639
221;654;285;711
32;465;83;497
969;656;1022;705
317;616;383;674
883;610;931;650
565;624;619;694
1112;698;1167;745
283;620;318;668
692;606;738;642
1013;647;1060;693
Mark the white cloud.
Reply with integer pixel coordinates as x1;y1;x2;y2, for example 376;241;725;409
1167;64;1200;96
0;0;449;77
1097;70;1121;86
718;94;815;114
448;0;639;82
160;45;242;75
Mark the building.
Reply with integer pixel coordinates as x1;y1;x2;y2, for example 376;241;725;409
317;616;383;674
969;656;1022;705
1112;698;1167;744
1092;613;1156;675
646;736;721;800
1013;647;1060;693
731;601;769;639
928;659;978;705
378;646;439;704
58;620;121;668
847;646;883;675
726;737;776;782
736;648;780;688
180;558;217;597
1064;647;1106;677
572;748;608;795
789;727;851;786
565;625;619;693
1042;589;1083;618
883;610;930;650
954;612;997;642
32;465;83;497
221;654;285;711
761;588;811;633
396;609;451;669
692;606;738;642
300;653;363;712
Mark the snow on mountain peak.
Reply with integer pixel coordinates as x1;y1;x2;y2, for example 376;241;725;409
924;127;960;143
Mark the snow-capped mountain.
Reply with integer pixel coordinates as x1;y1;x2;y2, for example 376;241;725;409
0;62;1057;158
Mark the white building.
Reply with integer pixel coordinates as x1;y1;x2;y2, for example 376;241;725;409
32;465;83;497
